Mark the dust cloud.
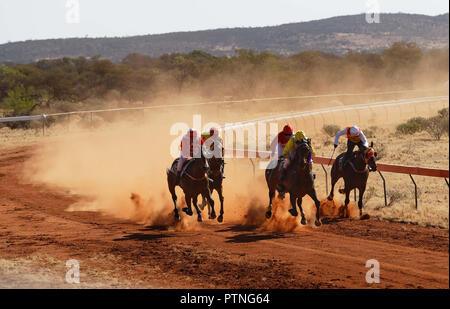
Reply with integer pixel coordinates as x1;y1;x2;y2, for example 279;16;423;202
22;99;323;231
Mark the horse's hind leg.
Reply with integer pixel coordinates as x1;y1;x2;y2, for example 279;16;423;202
288;194;298;217
327;166;340;201
217;186;224;223
297;198;307;225
192;196;203;222
308;189;322;227
266;190;275;219
168;179;180;220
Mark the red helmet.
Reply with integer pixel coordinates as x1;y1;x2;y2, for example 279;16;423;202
283;124;293;135
210;127;219;136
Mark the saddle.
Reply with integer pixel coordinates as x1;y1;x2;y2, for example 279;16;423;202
339;151;361;168
169;158;195;178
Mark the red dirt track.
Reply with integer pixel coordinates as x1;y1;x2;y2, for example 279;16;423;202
0;146;448;288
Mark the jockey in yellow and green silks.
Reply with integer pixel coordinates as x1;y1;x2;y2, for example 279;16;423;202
280;130;315;182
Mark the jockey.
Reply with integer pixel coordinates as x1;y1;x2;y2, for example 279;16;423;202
334;125;368;170
270;124;294;159
280;130;316;182
201;127;225;178
175;128;204;185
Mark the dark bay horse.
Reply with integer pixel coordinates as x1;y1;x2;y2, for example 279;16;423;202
167;150;215;222
327;144;378;216
200;156;225;223
265;139;322;226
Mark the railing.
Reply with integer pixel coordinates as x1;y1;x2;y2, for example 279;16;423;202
228;149;449;210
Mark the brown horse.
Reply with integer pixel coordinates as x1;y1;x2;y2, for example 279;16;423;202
265;139;322;226
167;150;215;222
200;157;225;223
327;144;378;216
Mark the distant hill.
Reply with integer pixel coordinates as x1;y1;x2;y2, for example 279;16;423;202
0;13;448;64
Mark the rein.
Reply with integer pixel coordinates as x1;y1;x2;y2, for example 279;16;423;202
349;161;369;174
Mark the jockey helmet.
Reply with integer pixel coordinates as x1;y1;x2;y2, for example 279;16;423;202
349;126;360;137
210;127;219;136
294;130;306;140
283;124;293;135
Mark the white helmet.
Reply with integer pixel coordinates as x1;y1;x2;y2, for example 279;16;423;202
350;126;360;137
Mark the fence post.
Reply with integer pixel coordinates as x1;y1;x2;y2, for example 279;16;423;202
41;114;46;136
409;174;418;210
249;158;256;178
320;164;328;195
378;170;387;207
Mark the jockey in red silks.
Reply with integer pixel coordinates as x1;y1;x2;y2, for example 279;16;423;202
270;124;294;159
175;128;204;185
334;125;368;170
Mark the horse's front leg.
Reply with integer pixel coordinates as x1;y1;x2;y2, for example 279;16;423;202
182;194;193;216
192;195;203;222
288;194;298;217
216;186;224;223
297;197;307;225
205;187;216;220
358;186;366;217
344;190;351;218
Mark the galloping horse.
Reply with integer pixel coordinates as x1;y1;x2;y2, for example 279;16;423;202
199;156;225;223
327;143;378;216
265;139;322;226
167;149;215;222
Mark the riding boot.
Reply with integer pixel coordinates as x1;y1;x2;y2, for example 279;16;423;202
280;168;287;182
175;171;181;185
221;160;226;179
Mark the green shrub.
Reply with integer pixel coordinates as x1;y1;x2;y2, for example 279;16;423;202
396;122;421;135
322;124;340;137
425;115;448;140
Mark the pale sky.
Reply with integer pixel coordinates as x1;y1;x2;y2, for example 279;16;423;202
0;0;448;44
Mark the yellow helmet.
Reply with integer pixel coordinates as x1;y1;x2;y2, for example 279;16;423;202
295;130;306;140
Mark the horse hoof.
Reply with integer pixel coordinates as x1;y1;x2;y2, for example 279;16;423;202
327;196;333;201
300;217;307;225
288;209;298;217
278;192;285;200
315;219;322;227
338;189;345;194
209;212;217;220
174;213;180;221
217;215;223;223
182;208;193;216
265;211;272;219
197;216;203;222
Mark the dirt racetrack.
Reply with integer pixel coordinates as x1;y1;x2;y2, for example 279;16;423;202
0;145;448;289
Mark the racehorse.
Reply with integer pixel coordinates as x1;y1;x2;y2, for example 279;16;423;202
327;143;378;216
199;156;225;223
167;149;215;222
265;139;322;226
